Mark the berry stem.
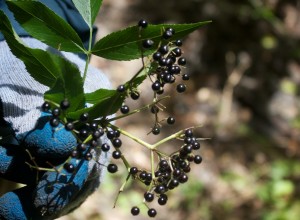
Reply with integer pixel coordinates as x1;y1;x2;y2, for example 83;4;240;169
113;173;131;208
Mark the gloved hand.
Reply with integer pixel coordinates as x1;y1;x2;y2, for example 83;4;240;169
0;37;112;219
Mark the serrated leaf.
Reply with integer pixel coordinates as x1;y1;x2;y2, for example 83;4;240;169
7;0;85;53
0;10;85;112
85;89;116;104
72;0;103;28
92;21;211;61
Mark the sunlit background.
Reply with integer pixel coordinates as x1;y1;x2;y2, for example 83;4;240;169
57;0;300;219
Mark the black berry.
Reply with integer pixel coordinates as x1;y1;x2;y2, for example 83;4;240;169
167;116;175;125
117;84;126;93
142;39;154;48
158;196;168;205
101;143;110;152
50;118;60;127
65;122;74;131
176;84;186;93
120;105;130;114
77;143;87;151
159;45;169;54
152;126;160;135
194;155;203;164
60;99;70;110
148;208;157;217
130;167;138;175
175;39;183;46
144;192;154;202
80;113;89;122
64;163;75;173
163;30;173;39
178;57;187;66
130;91;140;100
107;164;118;173
85;152;92;160
152;81;161;91
42;102;51;111
153;52;162;61
138;19;148;28
182;73;190;80
79;129;89;138
112;150;122;159
112;138;122;148
131;206;140;216
52;108;60;117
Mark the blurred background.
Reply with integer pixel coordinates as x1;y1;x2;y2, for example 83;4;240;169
59;0;300;219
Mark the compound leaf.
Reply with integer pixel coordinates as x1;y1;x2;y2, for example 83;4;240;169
7;0;85;53
92;21;211;61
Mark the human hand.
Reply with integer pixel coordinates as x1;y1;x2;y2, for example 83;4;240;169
0;37;111;219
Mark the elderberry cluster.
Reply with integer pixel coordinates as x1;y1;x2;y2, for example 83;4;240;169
125;128;202;218
41;99;118;174
139;19;190;95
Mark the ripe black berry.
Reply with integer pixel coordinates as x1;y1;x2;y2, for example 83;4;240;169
107;164;118;173
65;122;74;131
120;105;130;114
64;163;75;173
159;45;169;54
85;152;92;160
185;129;193;137
182;73;190;80
163;30;173;39
50;118;60;127
112;138;122;148
176;84;186;93
60;99;70;110
92;130;102;139
194;155;203;164
70;150;78;158
166;27;175;35
158;196;168;205
179;174;188;183
153;52;162;61
139;171;147;180
178;57;187;66
172;47;182;57
52;108;60;117
152;81;161;91
77;143;87;151
101;143;110;152
79;129;89;138
130;167;139;175
130;91;140;100
152;126;160;135
131;206;140;216
117;84;126;93
142;39;154;48
175;39;183;46
42;102;51;111
148;208;157;218
107;130;116;139
138;19;148;28
89;121;98;130
167;116;175;125
150;106;159;114
155;185;166;194
159;160;168;168
80;113;89;122
112;150;122;159
144;192;154;202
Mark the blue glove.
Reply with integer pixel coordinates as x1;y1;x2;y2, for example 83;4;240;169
0;38;112;219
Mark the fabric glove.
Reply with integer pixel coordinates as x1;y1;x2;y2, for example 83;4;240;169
0;37;111;219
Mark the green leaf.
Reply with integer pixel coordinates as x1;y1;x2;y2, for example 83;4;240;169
92;21;211;61
85;89;116;104
7;0;85;53
0;10;85;112
72;0;103;28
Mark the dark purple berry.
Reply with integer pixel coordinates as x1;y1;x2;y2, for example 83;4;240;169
112;138;122;148
192;141;200;150
117;85;126;93
130;91;140;100
107;130;116;139
77;143;87;151
131;206;140;216
153;52;162;61
167;116;175;125
60;99;70;110
79;129;89;138
64;163;75;173
152;127;160;135
158;196;168;205
163;30;173;39
85;152;92;160
138;19;148;28
152;81;161;91
142;39;154;48
194;155;203;164
176;84;186;93
101;143;110;152
166;27;175;35
182;73;190;80
65;122;74;131
90;121;98;130
185;129;193;137
159;45;169;54
175;39;183;46
112;150;122;159
178;57;187;66
107;164;118;173
92;130;102;139
80;113;89;122
70;150;78;158
42;102;51;111
148;208;157;217
50;118;60;127
150;106;159;114
52;108;60;117
172;48;182;57
139;171;147;180
144;192;154;202
120;105;130;114
130;167;138;175
179;174;188;183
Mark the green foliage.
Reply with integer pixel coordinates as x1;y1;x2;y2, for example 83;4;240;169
72;0;103;28
92;21;211;61
7;1;85;53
